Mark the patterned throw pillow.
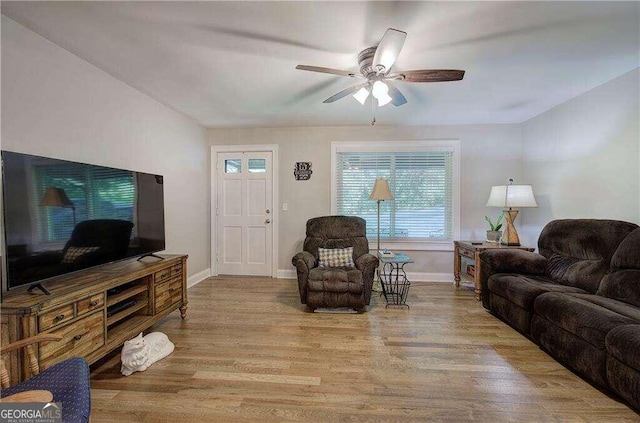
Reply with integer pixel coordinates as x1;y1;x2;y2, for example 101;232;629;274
318;247;355;268
62;246;101;264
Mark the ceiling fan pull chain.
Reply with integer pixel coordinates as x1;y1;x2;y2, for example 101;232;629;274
371;95;376;126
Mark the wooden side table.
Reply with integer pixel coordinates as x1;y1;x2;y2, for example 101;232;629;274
454;241;535;301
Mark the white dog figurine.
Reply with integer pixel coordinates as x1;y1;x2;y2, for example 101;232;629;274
120;332;174;376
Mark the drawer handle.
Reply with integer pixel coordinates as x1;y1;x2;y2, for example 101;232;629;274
90;300;99;307
55;314;65;321
74;334;83;341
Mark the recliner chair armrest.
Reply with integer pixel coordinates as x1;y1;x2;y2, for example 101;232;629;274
356;253;379;305
355;253;378;272
292;251;316;304
292;251;316;271
479;249;547;308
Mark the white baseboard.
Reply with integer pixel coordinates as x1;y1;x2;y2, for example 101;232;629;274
277;269;297;279
277;268;453;283
406;272;454;283
187;268;211;288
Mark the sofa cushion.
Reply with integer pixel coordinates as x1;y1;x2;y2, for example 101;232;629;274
534;292;638;349
606;324;640;371
488;273;586;310
597;228;640;307
308;267;363;294
566;293;640;322
538;219;638;293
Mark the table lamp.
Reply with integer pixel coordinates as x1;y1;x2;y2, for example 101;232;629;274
486;179;537;246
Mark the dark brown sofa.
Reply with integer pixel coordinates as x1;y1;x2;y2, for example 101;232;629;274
292;216;378;310
480;219;640;410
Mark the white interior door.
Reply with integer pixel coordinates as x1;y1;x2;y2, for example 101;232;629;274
216;151;273;276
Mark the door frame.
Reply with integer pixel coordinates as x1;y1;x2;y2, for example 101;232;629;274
210;144;279;278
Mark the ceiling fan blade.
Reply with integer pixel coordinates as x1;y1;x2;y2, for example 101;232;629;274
390;69;465;83
296;65;359;78
372;28;407;74
385;82;407;107
323;82;369;103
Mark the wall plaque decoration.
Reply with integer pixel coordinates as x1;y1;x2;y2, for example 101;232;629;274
294;162;313;180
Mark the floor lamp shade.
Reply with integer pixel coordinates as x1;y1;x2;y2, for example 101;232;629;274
486;183;537;246
41;187;77;226
40;187;74;207
369;178;394;201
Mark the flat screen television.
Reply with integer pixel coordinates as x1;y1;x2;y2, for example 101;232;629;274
1;151;165;293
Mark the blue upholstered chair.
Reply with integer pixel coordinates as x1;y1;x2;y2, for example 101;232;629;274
0;334;91;423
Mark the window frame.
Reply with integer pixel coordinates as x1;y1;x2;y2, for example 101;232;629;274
331;140;460;251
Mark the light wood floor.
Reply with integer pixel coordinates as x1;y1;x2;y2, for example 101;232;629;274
90;278;638;422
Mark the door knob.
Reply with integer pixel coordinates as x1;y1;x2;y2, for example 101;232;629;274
266;209;270;214
265;219;271;224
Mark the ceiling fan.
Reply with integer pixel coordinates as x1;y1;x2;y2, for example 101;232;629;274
296;28;465;108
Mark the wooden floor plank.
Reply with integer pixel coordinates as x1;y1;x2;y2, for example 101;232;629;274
89;278;638;422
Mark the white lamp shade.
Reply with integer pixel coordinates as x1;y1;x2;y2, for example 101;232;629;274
369;178;394;200
376;92;392;107
353;87;370;105
372;81;388;98
486;184;537;208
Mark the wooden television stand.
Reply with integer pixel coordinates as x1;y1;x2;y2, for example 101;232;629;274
1;254;188;384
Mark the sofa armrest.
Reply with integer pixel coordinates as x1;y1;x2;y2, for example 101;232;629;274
479;249;547;309
292;251;316;304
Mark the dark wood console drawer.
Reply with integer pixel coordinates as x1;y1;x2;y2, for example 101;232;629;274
39;304;74;331
155;277;182;313
40;311;105;369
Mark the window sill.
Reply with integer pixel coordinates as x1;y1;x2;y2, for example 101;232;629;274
368;240;454;252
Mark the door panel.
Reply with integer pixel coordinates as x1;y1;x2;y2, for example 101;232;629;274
222;226;242;263
223;179;242;215
247;180;266;216
216;151;272;276
247;226;267;264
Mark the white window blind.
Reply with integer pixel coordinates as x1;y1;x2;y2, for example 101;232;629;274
335;150;454;241
33;163;136;242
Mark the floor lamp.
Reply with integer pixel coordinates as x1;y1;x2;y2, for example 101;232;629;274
41;187;77;226
486;179;537;246
369;178;394;289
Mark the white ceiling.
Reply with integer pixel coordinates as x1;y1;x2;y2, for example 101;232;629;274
2;1;639;128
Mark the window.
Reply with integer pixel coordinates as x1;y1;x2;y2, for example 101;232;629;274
332;141;459;249
33;162;136;243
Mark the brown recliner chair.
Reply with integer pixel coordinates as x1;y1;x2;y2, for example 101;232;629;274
292;216;379;311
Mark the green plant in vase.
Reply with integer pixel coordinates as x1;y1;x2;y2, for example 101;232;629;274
485;214;503;243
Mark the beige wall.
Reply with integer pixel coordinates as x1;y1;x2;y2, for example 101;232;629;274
521;68;640;247
1;17;210;278
209;124;524;277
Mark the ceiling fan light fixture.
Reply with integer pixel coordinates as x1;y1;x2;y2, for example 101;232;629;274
372;81;391;106
376;92;392;107
353;87;370;105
